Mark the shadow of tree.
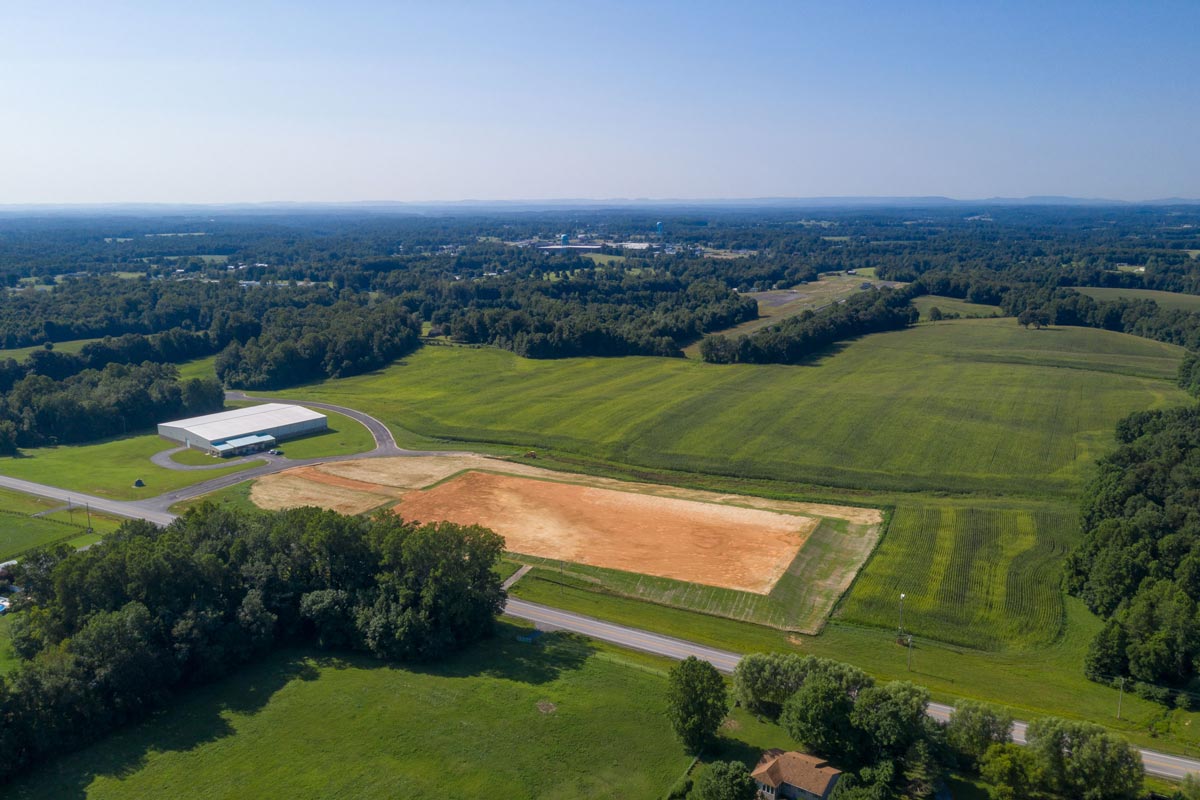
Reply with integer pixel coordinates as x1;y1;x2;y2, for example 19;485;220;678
4;622;595;799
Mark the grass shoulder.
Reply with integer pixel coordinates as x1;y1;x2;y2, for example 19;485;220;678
509;572;1200;757
0;434;264;500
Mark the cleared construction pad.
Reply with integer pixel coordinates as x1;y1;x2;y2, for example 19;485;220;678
249;455;884;628
396;470;816;594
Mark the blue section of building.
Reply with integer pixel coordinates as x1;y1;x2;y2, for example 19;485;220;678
211;433;276;456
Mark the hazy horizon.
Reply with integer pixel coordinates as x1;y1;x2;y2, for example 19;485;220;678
4;1;1197;204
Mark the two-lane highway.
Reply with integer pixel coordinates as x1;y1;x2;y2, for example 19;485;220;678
503;596;1200;782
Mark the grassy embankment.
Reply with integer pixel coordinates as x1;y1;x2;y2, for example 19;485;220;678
5;627;731;800
1073;285;1200;312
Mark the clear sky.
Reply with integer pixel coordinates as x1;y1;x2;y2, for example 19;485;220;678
2;1;1197;203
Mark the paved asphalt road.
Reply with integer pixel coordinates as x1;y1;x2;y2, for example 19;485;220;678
2;396;1198;781
503;598;1200;781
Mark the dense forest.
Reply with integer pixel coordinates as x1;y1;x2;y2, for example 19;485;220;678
0;363;222;453
0;504;506;782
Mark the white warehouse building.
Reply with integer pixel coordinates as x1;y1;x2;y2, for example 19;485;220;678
158;403;327;457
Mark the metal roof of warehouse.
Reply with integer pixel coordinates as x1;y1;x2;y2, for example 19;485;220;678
162;403;325;441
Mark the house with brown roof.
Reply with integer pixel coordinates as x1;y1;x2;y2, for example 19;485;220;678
751;749;842;800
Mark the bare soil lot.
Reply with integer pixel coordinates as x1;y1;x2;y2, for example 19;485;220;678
250;455;883;600
396;470;817;594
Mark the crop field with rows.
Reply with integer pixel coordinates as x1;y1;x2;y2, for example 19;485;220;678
838;503;1077;650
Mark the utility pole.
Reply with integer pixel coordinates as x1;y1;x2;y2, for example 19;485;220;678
898;592;906;636
67;496;73;526
907;635;913;671
1117;677;1125;720
85;503;92;532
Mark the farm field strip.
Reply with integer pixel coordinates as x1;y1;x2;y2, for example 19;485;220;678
682;273;881;356
1074;285;1200;312
837;504;1076;650
912;295;1002;319
275;319;1189;498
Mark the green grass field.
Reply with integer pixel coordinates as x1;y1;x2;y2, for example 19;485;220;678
169;482;259;516
1073;285;1200;312
509;515;880;634
276;319;1187;498
581;252;627;265
0;337;101;362
175;354;217;381
0;487;125;562
838;502;1075;649
913;295;1003;320
6;627;701;800
0;616;15;676
0;435;263;500
684;273;876;356
269;409;375;459
169;448;221;465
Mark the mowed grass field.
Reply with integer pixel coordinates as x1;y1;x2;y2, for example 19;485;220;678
1073;285;1200;312
912;295;1003;320
0;435;263;500
837;501;1075;649
0;487;125;562
7;628;697;800
0;337;100;362
279;319;1188;498
683;273;876;356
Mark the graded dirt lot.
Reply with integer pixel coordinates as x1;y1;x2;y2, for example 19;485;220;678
396;471;817;594
250;455;884;597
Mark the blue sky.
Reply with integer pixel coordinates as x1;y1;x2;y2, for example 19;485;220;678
2;1;1197;202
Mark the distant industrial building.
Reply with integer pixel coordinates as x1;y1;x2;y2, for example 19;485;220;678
158;403;327;457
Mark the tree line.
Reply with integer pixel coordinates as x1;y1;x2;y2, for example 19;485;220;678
1065;402;1200;700
0;504;506;783
214;299;422;389
0;362;223;453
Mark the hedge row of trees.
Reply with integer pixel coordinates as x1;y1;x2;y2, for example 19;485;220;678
0;362;223;452
0;504;506;783
0;328;236;394
214;299;422;389
723;652;1142;800
699;287;919;364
